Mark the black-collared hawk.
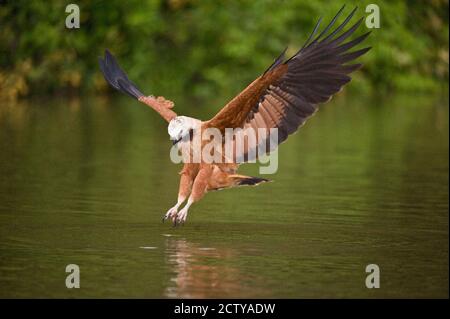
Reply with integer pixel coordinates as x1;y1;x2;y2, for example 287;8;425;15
99;6;370;226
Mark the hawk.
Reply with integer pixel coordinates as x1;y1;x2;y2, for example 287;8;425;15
99;6;370;226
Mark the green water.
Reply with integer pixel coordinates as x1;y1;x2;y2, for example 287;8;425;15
0;93;448;298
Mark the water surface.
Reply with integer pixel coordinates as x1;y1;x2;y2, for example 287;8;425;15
0;93;448;298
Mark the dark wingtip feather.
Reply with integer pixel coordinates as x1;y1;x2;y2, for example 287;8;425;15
339;47;372;64
99;49;144;100
313;5;347;43
263;46;288;75
334;31;372;53
322;6;359;42
99;56;119;91
117;79;144;100
285;6;362;65
303;16;323;48
285;17;323;63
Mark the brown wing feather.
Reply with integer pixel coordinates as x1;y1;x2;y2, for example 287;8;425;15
203;64;288;133
138;96;177;122
205;7;370;162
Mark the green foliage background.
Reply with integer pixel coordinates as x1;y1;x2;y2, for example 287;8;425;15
0;0;448;102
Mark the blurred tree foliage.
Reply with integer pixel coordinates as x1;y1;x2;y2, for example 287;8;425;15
0;0;448;102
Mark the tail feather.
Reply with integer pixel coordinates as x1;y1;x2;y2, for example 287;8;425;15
98;49;144;99
230;175;270;186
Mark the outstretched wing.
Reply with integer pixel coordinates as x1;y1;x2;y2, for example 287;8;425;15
204;6;370;162
99;49;177;122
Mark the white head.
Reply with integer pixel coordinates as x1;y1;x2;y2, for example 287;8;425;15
168;116;199;145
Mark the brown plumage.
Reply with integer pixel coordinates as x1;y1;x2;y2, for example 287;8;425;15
99;6;370;226
204;64;288;133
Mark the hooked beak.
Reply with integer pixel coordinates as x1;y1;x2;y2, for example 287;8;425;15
172;137;182;145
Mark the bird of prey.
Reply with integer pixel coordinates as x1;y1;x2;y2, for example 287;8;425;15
99;6;370;226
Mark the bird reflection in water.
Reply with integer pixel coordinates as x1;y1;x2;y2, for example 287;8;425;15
163;237;244;298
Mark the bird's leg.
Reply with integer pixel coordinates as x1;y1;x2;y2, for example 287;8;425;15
163;195;186;222
174;165;212;226
163;164;197;222
174;198;193;226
